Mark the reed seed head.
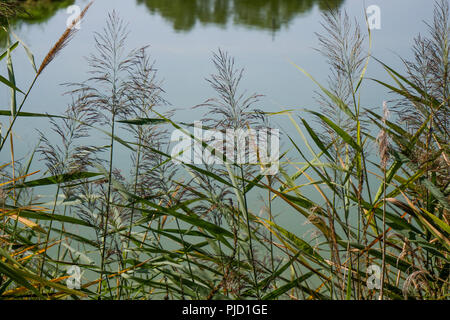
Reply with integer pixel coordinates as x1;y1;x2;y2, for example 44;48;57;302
37;1;93;75
377;101;391;170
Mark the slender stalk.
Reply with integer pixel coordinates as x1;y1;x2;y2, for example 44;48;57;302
0;74;38;152
54;204;68;277
98;112;116;297
119;130;142;299
174;217;199;299
239;166;260;299
39;184;61;293
379;168;387;300
267;176;274;277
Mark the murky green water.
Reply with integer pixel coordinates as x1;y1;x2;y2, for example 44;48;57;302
0;0;435;228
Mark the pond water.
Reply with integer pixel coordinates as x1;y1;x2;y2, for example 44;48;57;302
0;0;436;228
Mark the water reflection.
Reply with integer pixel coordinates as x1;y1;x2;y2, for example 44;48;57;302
137;0;343;32
0;0;74;25
0;0;75;44
0;0;344;45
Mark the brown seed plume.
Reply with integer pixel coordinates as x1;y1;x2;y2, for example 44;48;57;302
377;101;391;170
37;1;94;75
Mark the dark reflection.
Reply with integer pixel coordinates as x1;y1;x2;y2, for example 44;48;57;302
0;0;75;45
0;0;74;25
0;0;345;45
136;0;344;32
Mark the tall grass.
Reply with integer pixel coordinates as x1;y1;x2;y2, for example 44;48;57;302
0;0;448;300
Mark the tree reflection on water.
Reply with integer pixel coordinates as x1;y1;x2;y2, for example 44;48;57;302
0;0;344;46
137;0;344;32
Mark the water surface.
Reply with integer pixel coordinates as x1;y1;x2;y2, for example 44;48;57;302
0;0;436;227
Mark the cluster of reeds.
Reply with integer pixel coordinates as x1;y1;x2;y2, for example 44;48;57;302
0;0;448;300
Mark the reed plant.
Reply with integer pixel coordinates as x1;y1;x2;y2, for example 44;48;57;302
0;0;448;300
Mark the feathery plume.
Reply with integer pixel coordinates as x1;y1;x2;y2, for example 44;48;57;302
37;1;93;75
